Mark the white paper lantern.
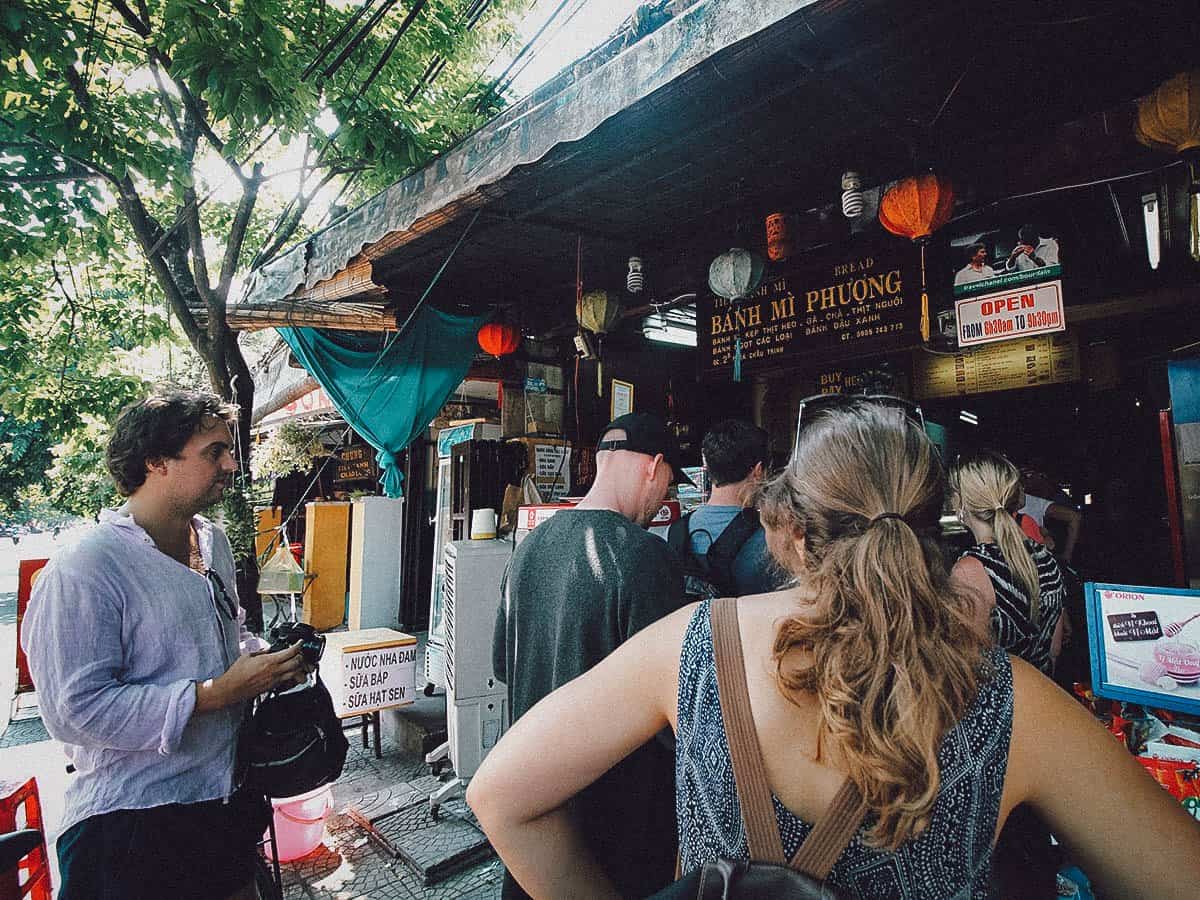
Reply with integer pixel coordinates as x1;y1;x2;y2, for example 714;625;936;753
708;248;764;301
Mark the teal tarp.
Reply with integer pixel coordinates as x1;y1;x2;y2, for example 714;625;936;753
278;307;485;497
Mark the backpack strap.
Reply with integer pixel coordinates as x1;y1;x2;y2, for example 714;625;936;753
710;597;868;877
666;512;693;559
704;509;760;592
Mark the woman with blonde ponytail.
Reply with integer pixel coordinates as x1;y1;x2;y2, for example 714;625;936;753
469;400;1200;900
948;451;1065;675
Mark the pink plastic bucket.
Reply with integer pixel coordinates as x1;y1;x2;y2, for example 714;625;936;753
264;785;333;862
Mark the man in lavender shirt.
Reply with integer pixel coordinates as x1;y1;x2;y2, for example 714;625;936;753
22;390;306;900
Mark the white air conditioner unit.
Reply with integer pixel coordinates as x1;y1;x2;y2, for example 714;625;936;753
426;538;512;815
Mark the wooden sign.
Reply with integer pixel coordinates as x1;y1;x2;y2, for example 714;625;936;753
334;444;375;482
321;628;419;717
342;642;418;715
912;332;1080;399
698;238;922;377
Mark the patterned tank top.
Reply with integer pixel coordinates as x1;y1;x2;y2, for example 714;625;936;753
676;599;1013;899
962;538;1065;674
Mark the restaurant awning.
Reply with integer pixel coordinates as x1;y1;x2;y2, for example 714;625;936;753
231;0;1200;335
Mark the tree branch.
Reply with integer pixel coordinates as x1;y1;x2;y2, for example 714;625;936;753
253;165;352;270
114;177;207;354
218;163;263;301
0;167;102;184
62;64;95;113
178;110;213;307
106;0;150;36
106;0;245;183
49;260;80;310
0;119;122;187
148;57;184;143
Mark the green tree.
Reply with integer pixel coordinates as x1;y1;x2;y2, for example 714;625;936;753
3;0;520;458
0;416;52;512
2;0;522;622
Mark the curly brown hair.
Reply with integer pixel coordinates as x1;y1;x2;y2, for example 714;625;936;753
759;400;987;850
106;390;238;496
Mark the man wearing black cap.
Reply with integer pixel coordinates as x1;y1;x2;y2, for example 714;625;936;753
492;412;689;899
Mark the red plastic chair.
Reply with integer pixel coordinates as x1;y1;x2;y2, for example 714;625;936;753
0;779;51;900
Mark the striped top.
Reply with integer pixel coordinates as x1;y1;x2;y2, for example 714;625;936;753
962;538;1065;674
676;599;1014;898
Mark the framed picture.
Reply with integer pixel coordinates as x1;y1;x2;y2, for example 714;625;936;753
1085;582;1200;715
611;379;634;419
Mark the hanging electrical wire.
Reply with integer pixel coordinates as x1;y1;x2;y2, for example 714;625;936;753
318;0;403;82
474;0;575;111
498;0;589;98
302;0;379;80
442;0;537;119
407;0;495;102
251;0;437;271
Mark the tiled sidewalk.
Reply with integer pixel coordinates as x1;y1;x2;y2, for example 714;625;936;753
283;736;503;899
0;712;503;899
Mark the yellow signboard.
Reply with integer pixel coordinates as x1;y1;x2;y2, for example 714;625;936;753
912;332;1080;399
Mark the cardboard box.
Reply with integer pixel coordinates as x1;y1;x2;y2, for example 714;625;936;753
514;499;683;545
515;501;579;545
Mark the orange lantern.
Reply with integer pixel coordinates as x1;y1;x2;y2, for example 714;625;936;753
1135;69;1200;262
879;174;955;343
765;212;793;262
477;321;521;358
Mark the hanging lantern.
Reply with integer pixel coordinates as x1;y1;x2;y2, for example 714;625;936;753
765;213;793;262
1135;69;1200;262
708;248;765;383
477;321;521;358
576;289;622;334
878;174;955;343
576;289;622;396
708;247;764;301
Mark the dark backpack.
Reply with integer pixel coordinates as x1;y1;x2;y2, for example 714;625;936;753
237;671;349;799
667;509;761;600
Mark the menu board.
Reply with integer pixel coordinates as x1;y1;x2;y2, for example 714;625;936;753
698;239;922;377
912;332;1079;399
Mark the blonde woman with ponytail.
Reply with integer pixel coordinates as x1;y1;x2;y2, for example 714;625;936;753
948;451;1065;674
469;401;1200;900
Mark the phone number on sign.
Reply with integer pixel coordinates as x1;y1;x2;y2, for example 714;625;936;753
843;322;904;341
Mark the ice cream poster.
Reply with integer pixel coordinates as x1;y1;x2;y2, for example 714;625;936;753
1087;582;1200;715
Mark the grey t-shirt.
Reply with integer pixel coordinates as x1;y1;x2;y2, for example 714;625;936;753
492;508;685;898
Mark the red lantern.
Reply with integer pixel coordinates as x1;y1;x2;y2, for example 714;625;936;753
478;321;521;358
879;174;955;342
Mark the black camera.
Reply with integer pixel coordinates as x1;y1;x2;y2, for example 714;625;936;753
268;622;325;668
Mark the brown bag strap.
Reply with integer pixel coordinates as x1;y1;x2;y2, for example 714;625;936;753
710;597;868;878
788;777;867;879
711;596;787;863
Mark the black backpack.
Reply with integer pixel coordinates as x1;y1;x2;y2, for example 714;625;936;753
667;508;761;600
236;671;349;799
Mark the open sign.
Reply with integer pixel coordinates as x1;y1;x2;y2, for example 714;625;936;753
956;281;1065;347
